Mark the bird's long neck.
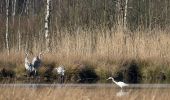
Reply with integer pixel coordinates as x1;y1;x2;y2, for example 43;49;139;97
25;57;28;63
25;53;29;61
25;55;30;64
39;53;42;59
111;78;117;84
56;68;58;70
25;53;28;57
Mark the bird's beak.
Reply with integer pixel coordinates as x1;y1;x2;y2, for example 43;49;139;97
106;78;109;80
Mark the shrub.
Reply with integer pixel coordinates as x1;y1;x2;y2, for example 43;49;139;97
142;65;167;83
0;68;15;78
66;61;99;83
40;63;56;82
115;59;141;83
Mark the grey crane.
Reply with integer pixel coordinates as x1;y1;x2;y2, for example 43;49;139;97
31;52;43;75
24;53;35;76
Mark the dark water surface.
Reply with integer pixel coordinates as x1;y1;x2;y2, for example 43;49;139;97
1;83;170;89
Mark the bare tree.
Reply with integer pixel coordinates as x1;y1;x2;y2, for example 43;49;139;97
148;0;152;30
116;0;123;27
12;0;16;25
165;0;168;26
5;0;9;55
123;0;128;29
45;0;51;52
18;16;21;51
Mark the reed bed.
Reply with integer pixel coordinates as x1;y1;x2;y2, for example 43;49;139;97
1;28;170;82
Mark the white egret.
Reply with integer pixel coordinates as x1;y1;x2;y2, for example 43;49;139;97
107;77;128;89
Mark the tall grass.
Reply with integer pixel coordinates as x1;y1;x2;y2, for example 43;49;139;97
1;27;170;82
47;27;170;62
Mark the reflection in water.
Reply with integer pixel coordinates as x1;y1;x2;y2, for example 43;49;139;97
116;89;129;97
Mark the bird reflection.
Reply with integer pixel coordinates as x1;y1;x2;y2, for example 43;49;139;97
116;89;129;97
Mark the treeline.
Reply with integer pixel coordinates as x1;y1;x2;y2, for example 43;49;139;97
0;0;169;52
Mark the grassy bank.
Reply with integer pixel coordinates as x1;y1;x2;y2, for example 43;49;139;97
1;29;170;83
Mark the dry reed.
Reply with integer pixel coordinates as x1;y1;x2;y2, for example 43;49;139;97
0;86;169;100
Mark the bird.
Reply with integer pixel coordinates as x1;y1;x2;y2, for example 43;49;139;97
116;89;129;97
54;65;65;76
24;53;35;74
31;52;43;75
107;77;128;89
54;65;65;83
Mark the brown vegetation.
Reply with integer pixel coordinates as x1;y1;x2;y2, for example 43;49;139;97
0;0;170;83
0;87;169;100
0;29;170;83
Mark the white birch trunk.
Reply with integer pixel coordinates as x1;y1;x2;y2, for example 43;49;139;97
45;0;51;52
165;0;168;25
18;16;21;51
124;0;128;29
116;0;123;26
25;0;29;15
12;0;16;25
148;0;151;30
5;0;9;55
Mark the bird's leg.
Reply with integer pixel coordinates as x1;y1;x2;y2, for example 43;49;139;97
60;75;62;84
34;70;37;77
121;87;125;92
59;75;63;84
61;75;64;83
120;88;123;92
57;75;59;83
63;75;65;83
60;75;62;83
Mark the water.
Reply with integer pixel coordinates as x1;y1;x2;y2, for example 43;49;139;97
1;83;170;89
0;83;170;99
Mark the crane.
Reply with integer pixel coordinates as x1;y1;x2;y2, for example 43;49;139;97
32;52;43;75
24;53;35;76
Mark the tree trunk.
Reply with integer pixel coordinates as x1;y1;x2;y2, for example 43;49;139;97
148;0;151;30
124;0;128;29
45;0;51;52
116;0;123;27
18;16;21;51
5;0;9;55
165;0;168;26
12;0;16;25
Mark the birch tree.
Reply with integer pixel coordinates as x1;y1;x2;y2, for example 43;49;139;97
12;0;16;25
165;0;168;26
5;0;9;55
18;16;21;51
148;0;151;30
45;0;51;52
123;0;128;29
116;0;123;27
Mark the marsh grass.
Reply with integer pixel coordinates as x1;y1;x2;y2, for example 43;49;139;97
1;28;170;82
0;86;170;100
